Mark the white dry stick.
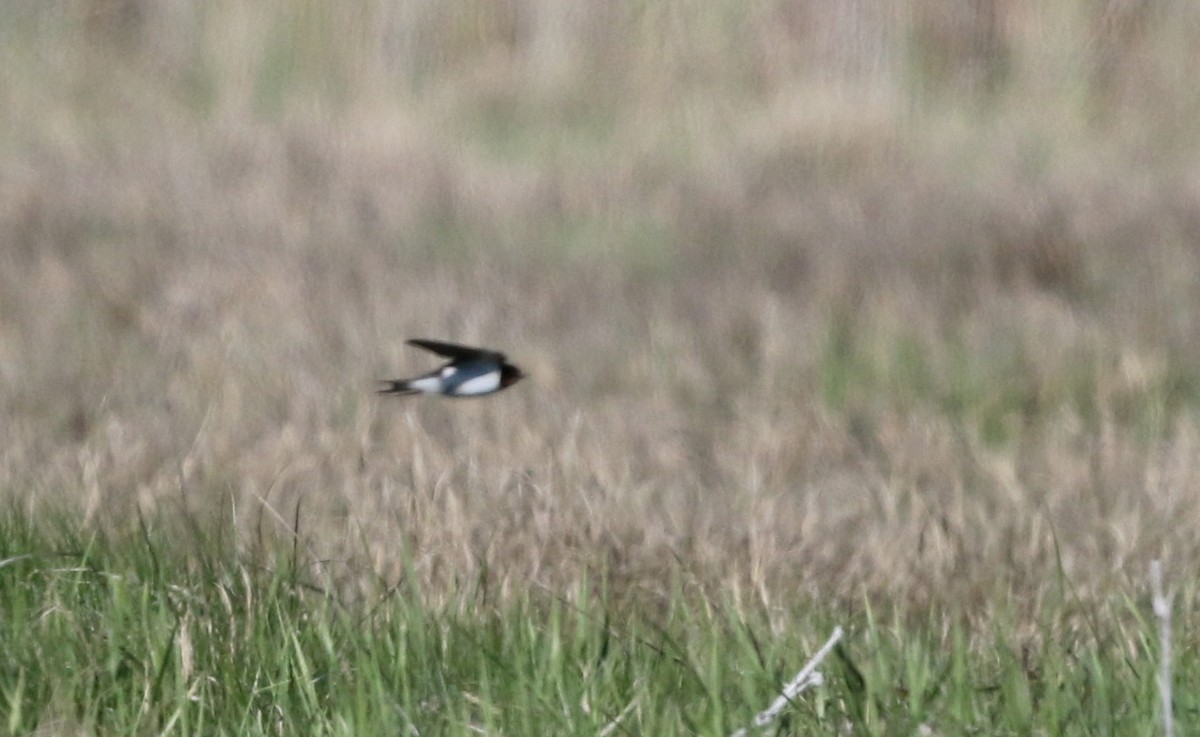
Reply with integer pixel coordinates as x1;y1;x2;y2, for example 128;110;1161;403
598;692;639;737
0;555;33;570
1151;560;1174;737
729;626;844;737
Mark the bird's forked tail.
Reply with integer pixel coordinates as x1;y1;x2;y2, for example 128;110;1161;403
377;380;418;396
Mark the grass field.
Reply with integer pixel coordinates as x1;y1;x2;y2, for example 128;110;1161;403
2;0;1199;733
2;515;1193;734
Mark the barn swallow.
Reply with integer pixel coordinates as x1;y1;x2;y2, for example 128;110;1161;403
377;339;525;398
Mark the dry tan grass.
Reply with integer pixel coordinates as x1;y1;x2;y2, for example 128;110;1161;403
3;0;1200;618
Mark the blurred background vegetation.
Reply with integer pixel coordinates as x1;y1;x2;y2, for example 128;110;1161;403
2;0;1199;612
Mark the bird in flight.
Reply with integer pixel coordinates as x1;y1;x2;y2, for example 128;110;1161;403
378;339;525;398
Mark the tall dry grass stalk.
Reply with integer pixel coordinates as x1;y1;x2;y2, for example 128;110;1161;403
2;0;1199;618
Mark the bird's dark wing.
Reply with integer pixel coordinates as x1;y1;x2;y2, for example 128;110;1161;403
406;338;505;362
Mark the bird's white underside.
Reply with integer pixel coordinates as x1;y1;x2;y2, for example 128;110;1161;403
455;371;501;395
408;376;444;393
406;368;501;395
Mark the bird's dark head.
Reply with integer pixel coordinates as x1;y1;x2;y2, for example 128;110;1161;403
500;362;525;388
